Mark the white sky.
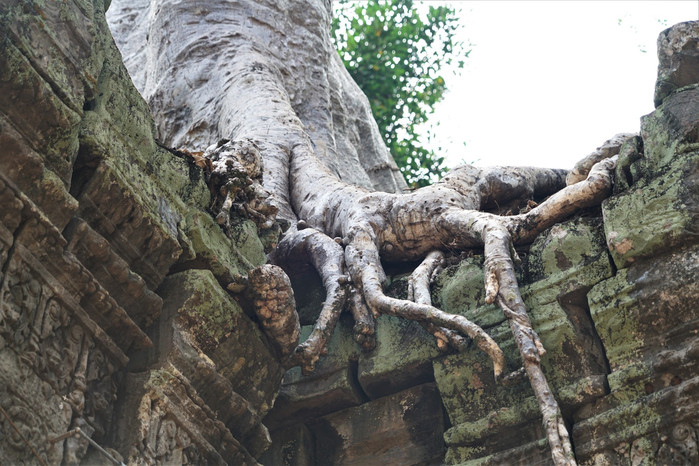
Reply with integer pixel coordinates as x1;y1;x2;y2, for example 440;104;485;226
420;1;698;169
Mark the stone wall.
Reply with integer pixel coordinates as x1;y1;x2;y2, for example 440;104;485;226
259;21;699;465
0;1;280;463
0;2;696;465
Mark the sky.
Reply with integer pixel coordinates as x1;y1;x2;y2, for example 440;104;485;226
418;1;698;170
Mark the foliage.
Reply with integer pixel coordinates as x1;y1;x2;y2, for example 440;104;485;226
332;0;467;188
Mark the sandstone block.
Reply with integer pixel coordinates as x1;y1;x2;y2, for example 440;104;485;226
308;383;445;465
264;318;364;430
654;21;699;107
158;270;282;415
357;314;441;399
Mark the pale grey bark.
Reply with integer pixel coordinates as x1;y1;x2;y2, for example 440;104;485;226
106;2;623;464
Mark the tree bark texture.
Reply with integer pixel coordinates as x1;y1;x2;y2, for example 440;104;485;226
108;1;622;464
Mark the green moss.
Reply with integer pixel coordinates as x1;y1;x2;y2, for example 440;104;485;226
588;269;643;371
443;396;540;446
184;211;266;283
173;269;247;351
603;159;697;269
434;258;505;329
523;217;612;298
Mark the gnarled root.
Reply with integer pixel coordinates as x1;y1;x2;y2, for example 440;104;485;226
408;251;469;352
349;288;377;351
345;228;508;380
204;138;279;233
248;264;300;359
271;228;349;373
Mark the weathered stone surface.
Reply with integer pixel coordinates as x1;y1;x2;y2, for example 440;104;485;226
0;180;125;465
574;375;699;465
588;245;698;384
1;1;283;462
158;269;282;415
115;366;257;466
654;21;699;107
603;157;697;269
64;217;163;329
181;211;267;289
357;314;441;400
434;217;612;463
642;86;699;173
433;257;505;330
264;318;364;430
307;383;445;466
259;424;315;466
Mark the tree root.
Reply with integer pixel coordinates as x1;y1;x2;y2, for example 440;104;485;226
270;228;349;374
248;265;300;360
408;251;469;352
111;3;622;462
183;44;615;466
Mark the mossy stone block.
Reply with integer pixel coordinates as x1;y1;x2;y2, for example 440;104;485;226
524;217;613;297
588;245;699;375
358;314;441;399
184;211;266;284
641;87;699;174
160;269;281;414
434;258;505;329
602;157;698;269
264;317;364;429
308;384;445;466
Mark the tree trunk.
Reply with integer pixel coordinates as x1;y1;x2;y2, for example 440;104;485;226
107;1;622;464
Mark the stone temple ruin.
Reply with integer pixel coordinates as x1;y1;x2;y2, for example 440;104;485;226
0;1;697;464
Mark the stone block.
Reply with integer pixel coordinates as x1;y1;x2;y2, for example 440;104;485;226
182;211;267;287
308;383;445;466
0;22;81;185
263;318;364;430
588;245;699;380
260;424;315;466
357;314;441;400
642;86;699;175
434;218;612;463
433;258;505;329
603;152;698;269
654;21;699;107
523;217;614;294
115;366;258;465
64;218;163;329
573;375;699;465
76;162;183;289
157;270;282;415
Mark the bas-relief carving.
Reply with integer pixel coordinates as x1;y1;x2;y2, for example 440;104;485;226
656;421;699;465
128;397;205;465
0;245;121;464
586;421;699;466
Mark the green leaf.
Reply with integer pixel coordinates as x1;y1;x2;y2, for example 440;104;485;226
332;0;468;187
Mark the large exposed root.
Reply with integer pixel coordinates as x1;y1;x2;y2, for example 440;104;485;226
344;226;508;380
270;227;349;373
248;265;300;360
143;24;615;464
408;251;469;352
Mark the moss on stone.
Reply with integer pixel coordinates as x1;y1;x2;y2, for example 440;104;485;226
434;258;505;329
171;269;247;352
183;211;266;284
603;157;697;269
358;314;441;398
523;217;612;294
